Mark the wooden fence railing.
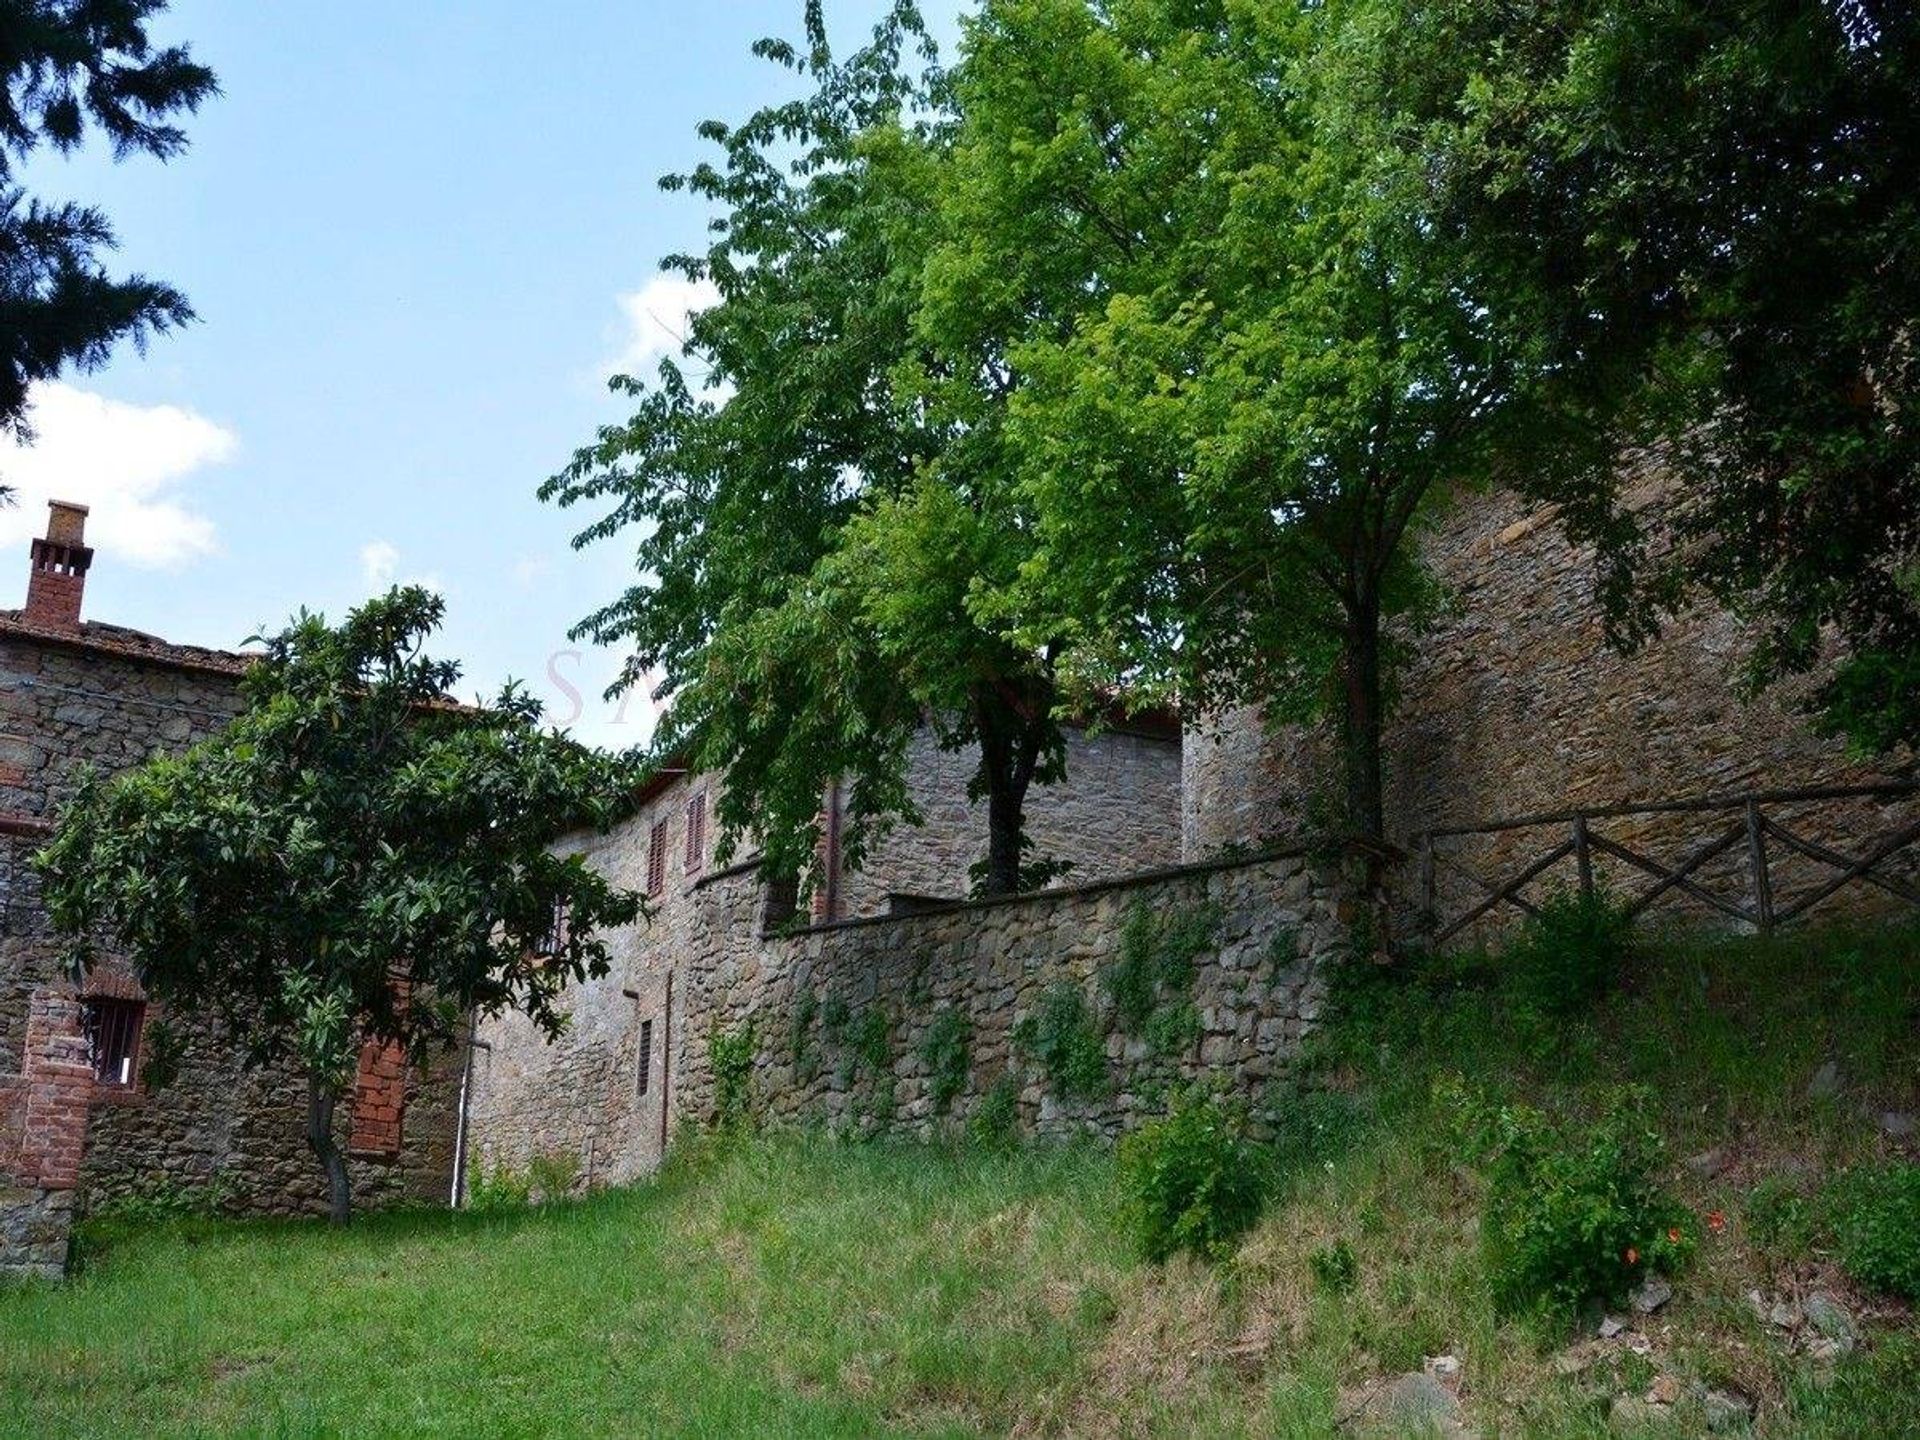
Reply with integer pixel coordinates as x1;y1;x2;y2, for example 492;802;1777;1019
1414;781;1920;945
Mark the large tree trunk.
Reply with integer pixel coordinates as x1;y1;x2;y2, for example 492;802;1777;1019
306;1068;352;1225
972;684;1049;899
1339;588;1386;848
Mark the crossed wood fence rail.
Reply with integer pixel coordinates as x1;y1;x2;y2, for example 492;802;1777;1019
1414;781;1920;945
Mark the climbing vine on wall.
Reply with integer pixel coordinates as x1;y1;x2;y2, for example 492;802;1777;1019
1104;900;1217;1053
1015;982;1110;1101
708;1018;758;1130
918;1006;972;1114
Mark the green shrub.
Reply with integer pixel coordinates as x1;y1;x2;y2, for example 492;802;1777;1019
87;1171;234;1224
1447;1081;1694;1315
1505;884;1636;1016
1745;1175;1819;1261
708;1019;758;1130
1117;1086;1269;1262
1829;1163;1920;1300
968;1073;1021;1149
466;1158;533;1213
528;1150;581;1202
1309;1240;1358;1293
918;1006;971;1114
1014;982;1110;1101
848;1006;892;1071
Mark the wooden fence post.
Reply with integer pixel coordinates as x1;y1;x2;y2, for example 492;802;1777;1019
1418;833;1436;935
1572;814;1594;900
1746;799;1774;933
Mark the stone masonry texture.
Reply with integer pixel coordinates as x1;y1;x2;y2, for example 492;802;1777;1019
0;627;462;1247
1181;487;1918;942
466;722;1190;1180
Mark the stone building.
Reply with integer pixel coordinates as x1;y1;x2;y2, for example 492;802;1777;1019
0;503;459;1277
464;717;1185;1183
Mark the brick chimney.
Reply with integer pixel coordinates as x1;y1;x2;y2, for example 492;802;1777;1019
25;501;92;629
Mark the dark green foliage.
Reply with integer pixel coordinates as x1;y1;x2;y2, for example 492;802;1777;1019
1829;1163;1920;1301
0;1;217;436
137;1015;184;1091
1387;0;1920;753
1446;1081;1694;1315
34;588;644;1222
1103;901;1215;1035
708;1019;758;1131
967;1073;1021;1150
542;3;1069;900
1309;1240;1358;1294
918;1006;971;1115
1506;885;1637;1018
1117;1086;1268;1263
1014;982;1108;1102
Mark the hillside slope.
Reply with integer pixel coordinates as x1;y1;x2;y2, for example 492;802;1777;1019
1;921;1914;1437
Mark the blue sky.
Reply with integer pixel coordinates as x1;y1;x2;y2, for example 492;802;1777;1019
0;1;961;749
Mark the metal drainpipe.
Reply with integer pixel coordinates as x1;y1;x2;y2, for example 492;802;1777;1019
449;1012;484;1208
658;967;673;1156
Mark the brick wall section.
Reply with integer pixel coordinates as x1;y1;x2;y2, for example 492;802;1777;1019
467;722;1189;1180
349;1036;408;1158
0;991;93;1278
1182;487;1917;942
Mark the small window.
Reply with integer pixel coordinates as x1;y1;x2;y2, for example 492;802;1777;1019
762;873;800;932
636;1018;653;1097
83;998;144;1087
537;900;570;957
646;820;669;897
684;793;707;874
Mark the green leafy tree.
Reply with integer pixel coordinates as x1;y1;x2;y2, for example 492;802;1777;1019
35;588;644;1223
0;1;217;438
923;0;1614;848
543;3;1068;897
1381;0;1919;754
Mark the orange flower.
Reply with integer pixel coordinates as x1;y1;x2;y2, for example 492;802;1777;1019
1668;1227;1683;1244
1625;1246;1640;1266
1708;1211;1726;1233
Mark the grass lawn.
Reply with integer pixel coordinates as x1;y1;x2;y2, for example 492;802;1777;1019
2;919;1916;1437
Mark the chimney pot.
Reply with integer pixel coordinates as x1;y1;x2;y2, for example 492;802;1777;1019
25;499;93;629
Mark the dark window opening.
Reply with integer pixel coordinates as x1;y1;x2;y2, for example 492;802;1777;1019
762;873;800;932
83;997;144;1087
636;1018;653;1096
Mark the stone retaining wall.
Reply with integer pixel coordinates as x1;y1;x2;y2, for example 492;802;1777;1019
680;850;1347;1140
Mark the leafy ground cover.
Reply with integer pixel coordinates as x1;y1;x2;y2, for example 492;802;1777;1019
2;919;1914;1437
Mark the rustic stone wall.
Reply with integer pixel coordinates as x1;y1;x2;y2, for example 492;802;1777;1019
0;634;461;1222
0;991;90;1278
678;851;1345;1142
467;722;1191;1179
1181;487;1917;942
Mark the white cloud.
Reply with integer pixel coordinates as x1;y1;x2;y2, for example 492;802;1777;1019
0;382;234;568
360;539;400;589
357;538;443;599
605;274;720;378
510;553;551;589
